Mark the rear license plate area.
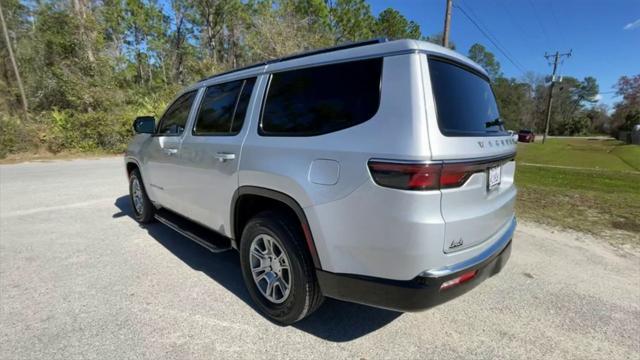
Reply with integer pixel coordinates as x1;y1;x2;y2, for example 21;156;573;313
488;165;501;191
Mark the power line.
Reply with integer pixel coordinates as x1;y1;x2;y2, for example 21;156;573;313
549;1;568;49
458;1;527;73
494;0;529;47
527;0;553;47
453;3;527;75
460;0;524;70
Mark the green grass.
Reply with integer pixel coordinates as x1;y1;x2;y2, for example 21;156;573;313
611;144;640;171
516;138;640;172
515;138;640;245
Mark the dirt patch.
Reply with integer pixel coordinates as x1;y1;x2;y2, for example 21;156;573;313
0;150;122;164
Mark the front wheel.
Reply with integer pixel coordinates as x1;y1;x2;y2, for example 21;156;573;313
129;169;156;223
239;211;324;324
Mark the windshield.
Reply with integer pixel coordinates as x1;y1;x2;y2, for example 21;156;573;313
428;57;506;136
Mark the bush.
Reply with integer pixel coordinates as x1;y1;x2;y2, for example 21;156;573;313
1;87;177;158
45;108;137;153
0;115;40;158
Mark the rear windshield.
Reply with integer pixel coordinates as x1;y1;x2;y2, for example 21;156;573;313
428;57;506;136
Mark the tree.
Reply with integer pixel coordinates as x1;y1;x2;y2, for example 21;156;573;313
122;0;167;85
611;75;640;132
548;76;601;135
283;0;331;31
374;8;421;40
0;0;28;119
492;77;532;130
329;0;374;42
245;0;332;61
424;32;455;49
585;104;611;134
467;43;501;80
7;0;611;157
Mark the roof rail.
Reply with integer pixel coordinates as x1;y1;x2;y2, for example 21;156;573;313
274;38;388;63
199;38;388;82
199;62;267;82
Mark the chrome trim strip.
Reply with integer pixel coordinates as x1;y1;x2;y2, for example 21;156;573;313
421;216;516;278
441;152;516;164
368;158;442;165
368;152;516;166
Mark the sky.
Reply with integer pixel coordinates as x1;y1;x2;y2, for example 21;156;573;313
368;0;640;108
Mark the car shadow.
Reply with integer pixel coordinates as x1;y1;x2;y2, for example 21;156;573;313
113;196;401;342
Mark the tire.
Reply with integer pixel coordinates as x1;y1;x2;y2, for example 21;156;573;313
239;211;324;324
129;168;156;223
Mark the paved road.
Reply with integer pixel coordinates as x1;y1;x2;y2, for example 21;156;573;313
1;157;639;359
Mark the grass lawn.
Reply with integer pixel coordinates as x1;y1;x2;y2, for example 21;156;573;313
515;138;640;245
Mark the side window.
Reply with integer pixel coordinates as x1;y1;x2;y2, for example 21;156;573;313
193;77;256;136
156;91;197;136
261;58;382;136
231;78;256;133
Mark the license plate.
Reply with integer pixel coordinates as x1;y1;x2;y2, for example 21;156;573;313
488;166;501;190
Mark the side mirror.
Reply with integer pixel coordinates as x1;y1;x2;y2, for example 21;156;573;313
133;116;156;134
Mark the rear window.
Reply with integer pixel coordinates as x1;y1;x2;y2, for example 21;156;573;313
260;58;382;136
428;57;506;137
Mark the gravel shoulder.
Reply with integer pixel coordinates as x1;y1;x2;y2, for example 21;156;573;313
1;158;639;359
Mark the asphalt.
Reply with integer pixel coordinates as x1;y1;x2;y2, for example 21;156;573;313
1;157;639;359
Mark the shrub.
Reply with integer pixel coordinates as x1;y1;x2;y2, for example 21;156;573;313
0;115;40;158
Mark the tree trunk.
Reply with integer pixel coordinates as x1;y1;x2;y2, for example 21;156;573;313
0;1;28;120
71;0;95;62
172;12;185;83
133;24;143;84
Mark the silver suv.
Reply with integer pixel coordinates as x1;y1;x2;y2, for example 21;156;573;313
125;39;517;324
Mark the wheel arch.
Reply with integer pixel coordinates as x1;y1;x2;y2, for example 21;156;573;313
231;186;322;269
125;157;142;176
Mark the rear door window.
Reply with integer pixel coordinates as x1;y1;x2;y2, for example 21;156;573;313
231;78;256;133
193;78;256;136
428;57;506;136
261;58;382;136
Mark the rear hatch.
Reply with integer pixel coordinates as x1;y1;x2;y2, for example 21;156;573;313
423;55;517;253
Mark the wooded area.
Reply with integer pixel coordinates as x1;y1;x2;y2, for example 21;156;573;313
1;0;638;158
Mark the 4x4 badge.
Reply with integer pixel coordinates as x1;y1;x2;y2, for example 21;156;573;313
450;238;464;248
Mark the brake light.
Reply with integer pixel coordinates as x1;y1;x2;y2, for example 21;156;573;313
439;270;477;291
440;162;489;188
367;161;441;190
440;163;473;188
368;160;491;190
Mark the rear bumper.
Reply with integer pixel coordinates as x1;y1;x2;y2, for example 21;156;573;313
317;218;515;312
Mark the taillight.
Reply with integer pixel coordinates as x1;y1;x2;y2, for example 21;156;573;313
440;162;488;189
367;161;441;190
368;160;492;190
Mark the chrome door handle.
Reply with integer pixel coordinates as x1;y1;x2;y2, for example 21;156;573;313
164;148;178;156
214;152;236;162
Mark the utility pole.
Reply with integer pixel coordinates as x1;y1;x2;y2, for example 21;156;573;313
442;0;453;48
542;50;571;144
0;1;28;121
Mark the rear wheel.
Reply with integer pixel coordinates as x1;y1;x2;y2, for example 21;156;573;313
239;211;323;324
129;169;155;223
